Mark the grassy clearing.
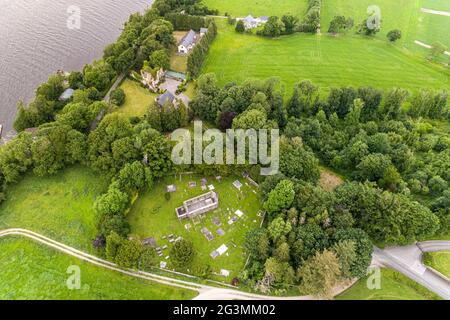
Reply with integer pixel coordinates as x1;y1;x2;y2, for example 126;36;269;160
337;268;441;300
0;165;109;253
170;52;188;73
0;237;196;300
115;78;156;118
203;20;449;96
203;0;307;17
319;168;344;192
423;251;450;278
127;174;263;280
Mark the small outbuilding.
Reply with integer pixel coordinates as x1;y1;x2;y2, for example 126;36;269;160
59;88;74;101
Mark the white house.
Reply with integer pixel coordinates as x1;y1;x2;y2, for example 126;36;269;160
178;29;198;54
240;15;269;30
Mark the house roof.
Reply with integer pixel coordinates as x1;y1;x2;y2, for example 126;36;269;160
165;71;186;81
244;15;255;23
157;91;175;106
200;27;208;34
179;29;197;47
59;88;74;101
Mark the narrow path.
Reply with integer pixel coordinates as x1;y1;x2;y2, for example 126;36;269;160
421;7;450;17
372;241;450;300
104;73;126;102
206;15;228;19
414;40;450;56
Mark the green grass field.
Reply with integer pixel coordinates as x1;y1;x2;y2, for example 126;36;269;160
0;237;196;300
337;268;441;300
115;79;156;118
321;0;450;56
127;174;263;279
202;20;449;96
423;251;450;278
0;166;109;253
203;0;307;17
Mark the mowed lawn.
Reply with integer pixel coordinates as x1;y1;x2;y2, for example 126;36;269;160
170;53;188;73
203;20;449;96
423;251;450;278
321;0;450;54
0;237;196;300
0;165;109;253
127;174;263;279
203;0;307;17
115;79;157;118
337;268;441;300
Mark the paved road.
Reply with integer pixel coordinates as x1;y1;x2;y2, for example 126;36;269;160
417;241;450;253
1;228;357;300
373;241;450;300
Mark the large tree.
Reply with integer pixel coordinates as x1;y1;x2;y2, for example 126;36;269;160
170;239;196;269
298;249;342;299
87;114;134;174
264;180;295;216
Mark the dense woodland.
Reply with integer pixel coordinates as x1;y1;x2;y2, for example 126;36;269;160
0;0;449;298
189;73;448;295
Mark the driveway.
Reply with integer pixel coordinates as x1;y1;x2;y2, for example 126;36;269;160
160;78;190;106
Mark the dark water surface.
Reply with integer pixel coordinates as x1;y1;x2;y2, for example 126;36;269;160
0;0;151;134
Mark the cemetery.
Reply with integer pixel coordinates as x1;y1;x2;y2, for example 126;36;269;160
127;174;263;279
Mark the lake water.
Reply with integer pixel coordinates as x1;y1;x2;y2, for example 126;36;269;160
0;0;151;134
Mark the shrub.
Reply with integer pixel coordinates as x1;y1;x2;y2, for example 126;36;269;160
387;29;402;42
111;88;126;106
235;20;245;33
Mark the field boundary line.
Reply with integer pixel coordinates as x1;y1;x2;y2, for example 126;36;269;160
420;8;450;17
